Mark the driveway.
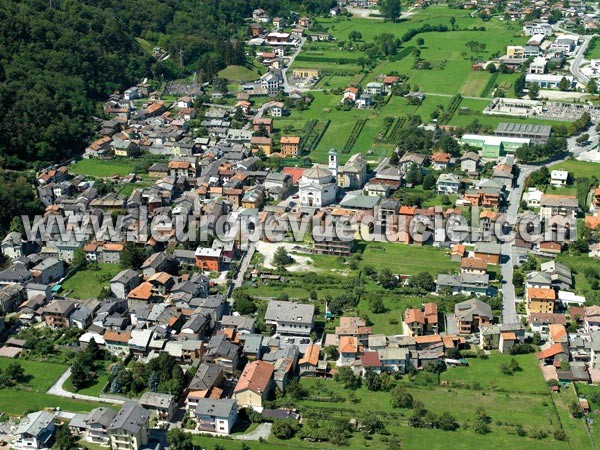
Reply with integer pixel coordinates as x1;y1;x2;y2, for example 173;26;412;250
46;367;124;405
233;423;272;441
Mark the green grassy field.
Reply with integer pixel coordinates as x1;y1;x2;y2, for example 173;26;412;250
440;352;548;394
0;390;109;415
0;359;66;391
552;160;600;180
64;373;110;397
557;254;600;293
70;158;139;178
0;359;110;415
358;242;459;276
218;64;262;82
61;264;121;299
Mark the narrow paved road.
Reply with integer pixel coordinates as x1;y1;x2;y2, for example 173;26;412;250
282;37;307;93
227;242;256;299
47;368;124;405
500;165;536;324
570;35;593;86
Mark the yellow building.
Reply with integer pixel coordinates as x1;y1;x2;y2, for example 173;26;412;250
527;287;556;314
233;361;274;410
292;68;320;79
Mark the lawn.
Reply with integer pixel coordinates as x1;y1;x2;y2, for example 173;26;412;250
440;352;548;394
70;158;139;178
358;242;459;276
460;70;492;97
0;358;67;391
0;390;110;415
61;264;121;299
552;160;600;180
557;254;600;293
218;64;261;82
291;373;576;449
64;372;110;397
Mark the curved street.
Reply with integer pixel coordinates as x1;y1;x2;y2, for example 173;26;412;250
46;367;124;405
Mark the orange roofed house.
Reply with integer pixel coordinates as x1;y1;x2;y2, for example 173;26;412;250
527;287;556;314
233;360;274;410
280;136;301;157
403;303;438;336
299;344;322;376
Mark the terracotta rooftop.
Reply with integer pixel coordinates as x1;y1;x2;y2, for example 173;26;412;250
234;361;274;394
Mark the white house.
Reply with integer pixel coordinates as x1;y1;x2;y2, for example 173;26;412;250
195;399;238;435
550;170;569;186
523;187;543;207
12;411;55;450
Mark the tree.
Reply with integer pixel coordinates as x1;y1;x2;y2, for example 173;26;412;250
70;359;90;390
449;17;456;28
167;429;193;450
5;362;24;382
324;345;339;361
558;76;570;91
148;371;160;392
576;133;590;144
53;425;77;450
528;82;540;99
422;173;436;190
87;337;102;360
273;246;293;268
416;37;425;47
408;272;434;291
349;31;362;41
272;420;299;439
233;292;256;315
570;401;583;418
365;369;383;391
369;296;386;314
335;367;361;390
72;247;88;271
361;416;385;434
390;386;413;408
438;412;459;431
381;0;402;22
514;73;526;97
412;48;421;60
587;78;598;94
120;242;145;270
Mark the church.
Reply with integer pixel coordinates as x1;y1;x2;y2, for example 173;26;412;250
299;149;338;208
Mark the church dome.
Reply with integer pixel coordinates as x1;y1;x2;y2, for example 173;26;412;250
303;165;332;180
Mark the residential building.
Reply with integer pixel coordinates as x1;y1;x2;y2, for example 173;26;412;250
233;360;274;410
455;298;493;334
195;399;238;435
540;194;578;221
41;300;76;328
108;402;149;450
139;392;176;421
280;136;301;157
474;242;502;265
84;407;117;446
12;411;55;450
264;300;314;336
195;247;223;272
436;173;461;194
527;287;556;314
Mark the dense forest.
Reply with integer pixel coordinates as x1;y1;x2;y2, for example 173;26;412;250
0;0;335;169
